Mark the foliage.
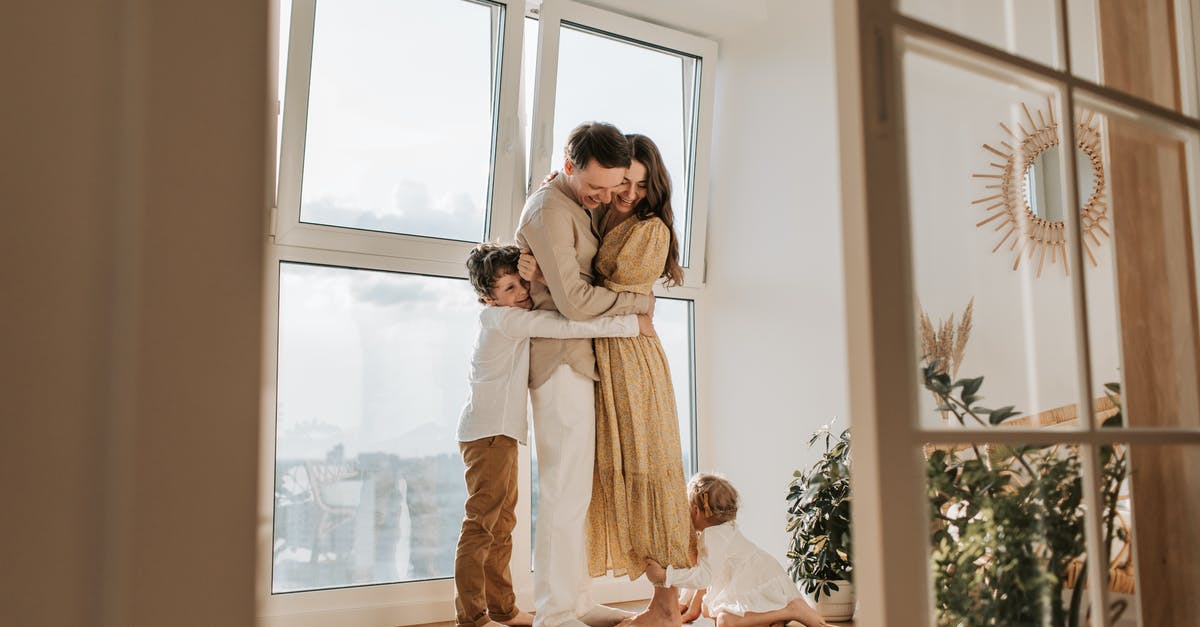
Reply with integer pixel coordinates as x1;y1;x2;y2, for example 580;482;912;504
922;362;1128;627
786;422;853;601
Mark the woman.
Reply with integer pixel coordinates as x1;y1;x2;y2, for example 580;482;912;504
526;134;692;627
588;134;692;627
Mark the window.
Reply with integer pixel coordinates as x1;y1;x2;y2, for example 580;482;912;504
263;0;716;623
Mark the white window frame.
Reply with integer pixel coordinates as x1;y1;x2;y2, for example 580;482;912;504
840;1;1200;625
258;1;716;625
528;0;718;285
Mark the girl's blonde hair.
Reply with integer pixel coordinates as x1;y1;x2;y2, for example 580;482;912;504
687;473;739;525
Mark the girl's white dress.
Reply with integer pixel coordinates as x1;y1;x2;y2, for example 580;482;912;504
664;521;801;617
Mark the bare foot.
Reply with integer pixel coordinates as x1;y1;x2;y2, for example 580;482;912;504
624;606;682;627
499;611;535;627
784;598;833;627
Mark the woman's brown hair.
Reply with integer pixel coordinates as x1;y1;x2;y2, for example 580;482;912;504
626;134;684;287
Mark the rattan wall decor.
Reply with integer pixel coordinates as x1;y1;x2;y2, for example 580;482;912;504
972;99;1108;277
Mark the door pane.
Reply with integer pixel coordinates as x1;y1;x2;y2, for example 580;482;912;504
901;37;1089;430
899;0;1070;71
298;0;502;241
1119;443;1200;625
924;440;1099;625
550;23;701;266
1070;93;1200;430
272;263;477;592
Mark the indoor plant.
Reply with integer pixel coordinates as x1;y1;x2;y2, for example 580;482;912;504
786;422;854;620
922;362;1128;626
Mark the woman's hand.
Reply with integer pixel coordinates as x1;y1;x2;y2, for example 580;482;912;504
644;558;667;586
538;170;559;190
637;314;656;337
518;248;543;283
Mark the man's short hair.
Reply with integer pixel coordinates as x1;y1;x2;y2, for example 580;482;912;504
466;242;522;303
565;122;631;170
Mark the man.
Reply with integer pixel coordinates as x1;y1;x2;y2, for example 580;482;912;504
515;122;654;627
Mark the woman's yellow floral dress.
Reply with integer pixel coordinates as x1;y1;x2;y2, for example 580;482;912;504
587;215;694;580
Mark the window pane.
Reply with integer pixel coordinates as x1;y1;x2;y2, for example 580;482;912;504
551;24;700;266
298;0;501;241
530;298;697;560
656;297;696;475
272;263;477;592
276;0;293;192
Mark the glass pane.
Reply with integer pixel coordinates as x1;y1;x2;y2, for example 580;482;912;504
523;16;537;184
1069;1;1192;113
298;0;501;241
924;440;1094;625
551;24;700;266
1119;443;1200;625
272;263;478;592
901;38;1089;430
276;0;293;191
530;298;696;562
657;297;696;475
1071;94;1200;429
899;0;1065;70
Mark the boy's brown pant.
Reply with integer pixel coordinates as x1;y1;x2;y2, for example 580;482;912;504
455;435;520;627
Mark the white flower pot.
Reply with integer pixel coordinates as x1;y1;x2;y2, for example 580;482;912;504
800;580;855;622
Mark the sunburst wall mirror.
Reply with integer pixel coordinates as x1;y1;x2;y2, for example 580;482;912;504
972;99;1108;277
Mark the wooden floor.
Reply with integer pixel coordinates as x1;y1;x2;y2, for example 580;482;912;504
416;601;853;627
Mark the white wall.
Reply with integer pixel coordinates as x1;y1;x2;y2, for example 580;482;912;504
700;0;849;558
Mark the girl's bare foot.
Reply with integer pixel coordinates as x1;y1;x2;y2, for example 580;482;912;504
785;598;833;627
499;610;535;627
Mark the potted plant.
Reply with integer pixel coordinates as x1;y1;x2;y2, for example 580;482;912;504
786;422;854;621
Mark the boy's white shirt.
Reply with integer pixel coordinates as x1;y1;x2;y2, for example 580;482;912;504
457;305;639;445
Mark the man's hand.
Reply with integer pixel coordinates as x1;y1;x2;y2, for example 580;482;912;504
637;313;656;337
644;558;667;586
518;248;543;283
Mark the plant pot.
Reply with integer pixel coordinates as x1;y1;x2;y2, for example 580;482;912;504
800;580;855;622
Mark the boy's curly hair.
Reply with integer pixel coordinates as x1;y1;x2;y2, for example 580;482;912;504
687;472;739;526
466;242;522;303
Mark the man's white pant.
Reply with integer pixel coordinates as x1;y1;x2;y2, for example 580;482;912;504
530;364;595;627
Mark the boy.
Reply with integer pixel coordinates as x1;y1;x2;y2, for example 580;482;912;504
454;243;652;627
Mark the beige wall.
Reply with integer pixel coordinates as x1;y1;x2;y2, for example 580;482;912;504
2;2;267;626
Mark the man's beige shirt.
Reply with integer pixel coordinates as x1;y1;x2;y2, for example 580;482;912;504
516;177;651;389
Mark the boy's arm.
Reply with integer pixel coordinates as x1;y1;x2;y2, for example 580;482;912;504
487;307;640;340
520;207;651;321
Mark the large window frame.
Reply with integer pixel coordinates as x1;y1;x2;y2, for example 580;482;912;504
841;1;1200;625
258;1;717;625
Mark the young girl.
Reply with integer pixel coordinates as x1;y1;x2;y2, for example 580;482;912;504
644;474;834;627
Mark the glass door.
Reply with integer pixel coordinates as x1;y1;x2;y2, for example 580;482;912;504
843;1;1200;624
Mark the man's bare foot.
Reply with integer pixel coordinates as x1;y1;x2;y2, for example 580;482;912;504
498;610;535;627
579;605;636;627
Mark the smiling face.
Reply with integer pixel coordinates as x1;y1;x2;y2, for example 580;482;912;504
563;158;628;210
611;159;648;215
483;271;531;309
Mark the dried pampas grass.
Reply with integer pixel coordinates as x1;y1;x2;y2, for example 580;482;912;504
920;297;974;378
